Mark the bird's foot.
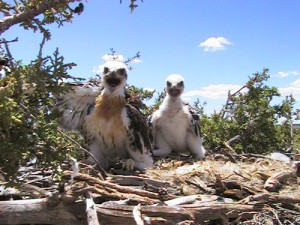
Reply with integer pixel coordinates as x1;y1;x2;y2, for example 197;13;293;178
195;155;206;161
122;158;135;171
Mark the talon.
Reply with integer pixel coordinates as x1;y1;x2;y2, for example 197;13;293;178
122;158;135;171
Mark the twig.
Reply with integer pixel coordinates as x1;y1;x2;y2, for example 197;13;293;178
63;172;168;201
37;35;46;65
124;51;141;65
1;37;17;68
133;204;144;225
240;193;300;204
76;186;159;205
57;128;107;179
163;195;200;206
269;208;283;225
0;0;73;35
107;175;170;187
185;179;209;193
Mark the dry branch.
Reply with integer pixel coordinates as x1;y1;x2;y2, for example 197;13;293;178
0;0;76;35
0;196;271;225
240;193;300;204
63;171;173;202
0;197;86;225
86;193;100;225
264;162;299;192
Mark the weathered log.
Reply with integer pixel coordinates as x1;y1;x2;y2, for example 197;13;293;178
0;197;270;225
86;195;100;225
0;197;86;225
97;201;268;224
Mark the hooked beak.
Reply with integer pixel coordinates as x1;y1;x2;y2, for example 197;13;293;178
168;86;181;97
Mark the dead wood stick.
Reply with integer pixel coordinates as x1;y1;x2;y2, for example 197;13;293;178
97;201;269;224
223;141;235;153
0;197;270;225
76;186;160;205
133;204;144;225
264;171;297;192
64;172;170;200
85;192;100;225
107;175;170;187
0;184;48;199
0;197;86;225
71;181;151;203
58;128;107;180
221;142;237;163
163;195;200;206
19;183;50;198
240;193;300;204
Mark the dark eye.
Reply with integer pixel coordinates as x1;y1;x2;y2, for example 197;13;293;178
178;81;184;87
117;68;127;76
103;67;109;74
167;81;172;87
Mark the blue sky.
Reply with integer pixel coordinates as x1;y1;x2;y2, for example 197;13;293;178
2;0;300;116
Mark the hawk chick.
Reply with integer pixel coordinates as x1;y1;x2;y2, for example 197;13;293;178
151;74;206;159
58;61;153;170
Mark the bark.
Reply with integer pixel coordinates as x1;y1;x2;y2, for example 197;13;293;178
63;171;174;203
0;0;75;35
0;197;86;225
86;196;100;225
264;161;299;192
0;197;269;225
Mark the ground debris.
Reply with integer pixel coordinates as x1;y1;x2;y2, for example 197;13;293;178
0;155;299;225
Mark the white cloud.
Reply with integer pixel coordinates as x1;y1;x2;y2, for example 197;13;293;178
92;54;126;74
279;79;300;100
92;65;102;74
102;54;124;62
130;58;143;63
182;80;300;105
143;87;155;92
93;54;142;74
275;71;299;78
199;37;233;52
182;84;243;100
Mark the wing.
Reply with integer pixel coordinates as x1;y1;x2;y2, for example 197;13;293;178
125;104;152;154
56;81;103;131
184;104;202;138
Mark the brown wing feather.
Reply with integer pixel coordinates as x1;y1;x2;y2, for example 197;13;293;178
187;105;202;138
125;104;152;154
56;81;102;131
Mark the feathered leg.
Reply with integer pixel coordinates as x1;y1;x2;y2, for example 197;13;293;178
152;132;172;156
88;141;109;169
126;149;153;171
187;133;206;160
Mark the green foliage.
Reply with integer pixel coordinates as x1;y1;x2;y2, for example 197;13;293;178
200;113;239;151
145;91;166;116
0;0;90;183
197;69;299;154
1;0;84;38
125;85;155;116
0;49;83;183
